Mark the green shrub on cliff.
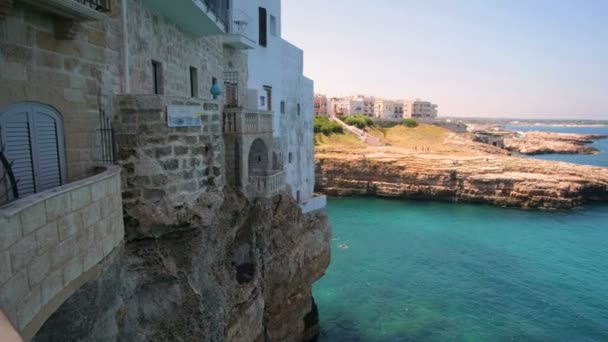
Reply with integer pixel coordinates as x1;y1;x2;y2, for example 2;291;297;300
402;118;419;128
314;115;344;136
341;115;374;130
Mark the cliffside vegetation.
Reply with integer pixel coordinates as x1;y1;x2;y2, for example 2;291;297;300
337;114;374;129
314;115;343;136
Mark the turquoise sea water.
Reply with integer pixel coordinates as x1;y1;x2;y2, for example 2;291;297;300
314;126;608;341
314;199;608;342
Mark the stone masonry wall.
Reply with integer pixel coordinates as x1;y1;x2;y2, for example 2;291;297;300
0;165;123;340
0;1;122;180
127;0;225;98
114;95;224;240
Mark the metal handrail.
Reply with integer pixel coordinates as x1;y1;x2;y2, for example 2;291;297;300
75;0;111;12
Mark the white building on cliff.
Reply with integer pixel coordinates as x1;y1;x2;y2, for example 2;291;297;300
226;0;323;210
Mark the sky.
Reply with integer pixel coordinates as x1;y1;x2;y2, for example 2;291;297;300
281;0;608;119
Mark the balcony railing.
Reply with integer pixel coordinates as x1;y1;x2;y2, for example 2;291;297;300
200;0;229;31
76;0;111;12
19;0;111;20
249;171;285;199
223;108;273;135
141;0;227;36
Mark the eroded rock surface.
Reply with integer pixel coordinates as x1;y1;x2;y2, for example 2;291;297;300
505;131;607;155
316;149;608;209
33;188;331;342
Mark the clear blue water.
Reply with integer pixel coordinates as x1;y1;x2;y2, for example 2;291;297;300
314;126;608;341
504;126;608;167
314;198;608;342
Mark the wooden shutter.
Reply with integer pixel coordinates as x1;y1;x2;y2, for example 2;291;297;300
259;7;267;47
0;107;36;197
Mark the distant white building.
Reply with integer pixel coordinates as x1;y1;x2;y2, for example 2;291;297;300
329;95;374;116
374;99;399;119
402;99;438;119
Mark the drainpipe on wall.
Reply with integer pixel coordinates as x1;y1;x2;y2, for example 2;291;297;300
121;0;130;93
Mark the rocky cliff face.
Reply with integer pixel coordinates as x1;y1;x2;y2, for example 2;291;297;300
316;150;608;209
33;188;331;342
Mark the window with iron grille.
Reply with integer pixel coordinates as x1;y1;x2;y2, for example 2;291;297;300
224;71;239;107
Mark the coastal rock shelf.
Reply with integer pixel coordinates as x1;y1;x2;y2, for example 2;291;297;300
315;149;608;209
505;131;608;155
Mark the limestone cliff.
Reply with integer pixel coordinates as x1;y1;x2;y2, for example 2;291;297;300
33;188;331;342
316;150;608;209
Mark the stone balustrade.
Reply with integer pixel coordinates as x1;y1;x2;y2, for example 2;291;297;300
248;171;285;199
0;165;124;340
223;108;273;135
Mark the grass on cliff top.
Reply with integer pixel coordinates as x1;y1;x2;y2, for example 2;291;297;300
369;124;450;149
315;133;367;149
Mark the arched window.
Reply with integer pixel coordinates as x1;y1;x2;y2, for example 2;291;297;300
0;102;67;198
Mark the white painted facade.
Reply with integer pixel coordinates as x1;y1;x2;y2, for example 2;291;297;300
374;99;399;119
232;0;316;204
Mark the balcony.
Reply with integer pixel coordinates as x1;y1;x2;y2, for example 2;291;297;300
248;171;285;199
141;0;228;36
18;0;111;21
223;9;256;49
223;108;273;135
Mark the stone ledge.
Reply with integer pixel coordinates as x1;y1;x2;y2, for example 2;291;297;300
0;165;121;219
300;195;327;214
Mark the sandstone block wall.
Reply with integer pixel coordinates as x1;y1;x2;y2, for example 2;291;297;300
0;165;123;340
0;1;122;180
127;0;225;98
114;95;225;238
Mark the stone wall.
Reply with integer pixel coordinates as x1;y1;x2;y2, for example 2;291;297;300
114;95;224;239
126;0;225;98
0;1;122;180
0;165;123;340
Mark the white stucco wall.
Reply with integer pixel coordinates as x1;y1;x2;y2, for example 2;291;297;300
233;0;316;203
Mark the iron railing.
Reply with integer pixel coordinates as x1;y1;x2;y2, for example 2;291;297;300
224;71;239;107
202;0;229;31
76;0;112;12
0;148;19;206
97;110;115;164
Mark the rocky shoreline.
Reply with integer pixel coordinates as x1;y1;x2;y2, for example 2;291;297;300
505;131;607;155
315;147;608;210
